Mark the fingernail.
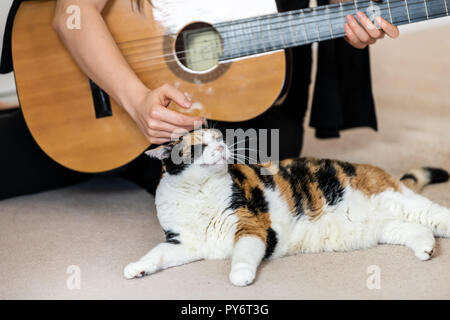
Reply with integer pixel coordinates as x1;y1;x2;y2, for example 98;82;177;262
356;11;363;18
184;100;192;108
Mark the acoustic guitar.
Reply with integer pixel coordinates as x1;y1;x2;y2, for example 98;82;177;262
12;0;449;173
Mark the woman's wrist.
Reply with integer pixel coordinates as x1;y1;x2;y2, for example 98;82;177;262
118;81;150;117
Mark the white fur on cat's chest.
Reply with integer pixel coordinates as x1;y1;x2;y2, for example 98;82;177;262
155;172;237;258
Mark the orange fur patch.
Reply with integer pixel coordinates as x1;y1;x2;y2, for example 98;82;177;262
273;174;296;214
351;164;400;196
304;161;326;219
234;208;271;243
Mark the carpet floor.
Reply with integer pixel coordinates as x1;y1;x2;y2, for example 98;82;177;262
0;23;449;300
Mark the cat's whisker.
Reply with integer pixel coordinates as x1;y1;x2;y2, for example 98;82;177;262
231;154;259;164
231;148;259;154
233;155;258;163
234;154;258;162
229;155;249;164
228;137;257;149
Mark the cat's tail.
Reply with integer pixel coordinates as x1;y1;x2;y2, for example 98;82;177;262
400;167;449;193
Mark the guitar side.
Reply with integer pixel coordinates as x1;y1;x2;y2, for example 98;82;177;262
12;0;286;173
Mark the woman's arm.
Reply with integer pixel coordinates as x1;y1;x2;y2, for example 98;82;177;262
52;0;202;144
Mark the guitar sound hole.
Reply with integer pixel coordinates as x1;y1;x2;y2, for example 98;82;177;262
175;22;223;73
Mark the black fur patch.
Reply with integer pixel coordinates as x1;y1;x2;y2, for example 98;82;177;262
337;161;357;177
264;228;278;259
315;159;345;206
162;143;206;175
163;158;187;175
164;230;181;244
282;159;313;216
229;183;248;211
250;187;269;213
229;166;246;184
400;174;418;183
425;167;450;184
228;167;269;215
248;164;275;190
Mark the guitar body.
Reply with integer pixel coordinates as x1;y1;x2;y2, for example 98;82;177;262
12;0;287;173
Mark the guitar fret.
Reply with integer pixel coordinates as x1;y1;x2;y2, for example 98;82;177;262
326;6;335;38
288;11;299;46
445;0;449;15
424;0;430;19
404;0;412;23
337;1;347;35
405;0;428;23
241;25;250;56
256;17;266;52
387;0;394;23
426;0;447;18
267;20;278;51
354;0;358;12
388;0;409;25
277;15;287;47
229;24;240;58
313;7;321;41
300;10;310;42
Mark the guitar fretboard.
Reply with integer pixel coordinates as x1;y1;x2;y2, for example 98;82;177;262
214;0;449;61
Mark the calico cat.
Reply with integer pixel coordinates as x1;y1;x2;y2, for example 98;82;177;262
124;129;450;286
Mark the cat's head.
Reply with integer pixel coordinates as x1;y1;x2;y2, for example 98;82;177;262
145;128;230;175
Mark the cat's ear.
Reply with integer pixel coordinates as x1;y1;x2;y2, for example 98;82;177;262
145;145;172;160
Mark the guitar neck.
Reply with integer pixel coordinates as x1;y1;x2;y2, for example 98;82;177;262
216;0;449;61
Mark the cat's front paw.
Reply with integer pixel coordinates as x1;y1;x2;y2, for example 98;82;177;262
124;262;146;279
414;239;435;261
229;264;256;287
124;261;158;279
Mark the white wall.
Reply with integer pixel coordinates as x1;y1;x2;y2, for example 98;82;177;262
0;0;18;105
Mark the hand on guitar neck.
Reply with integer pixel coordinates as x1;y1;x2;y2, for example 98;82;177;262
330;0;400;48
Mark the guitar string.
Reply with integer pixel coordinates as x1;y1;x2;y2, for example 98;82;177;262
120;0;442;61
118;0;440;52
119;0;442;67
121;0;426;46
119;0;379;53
125;1;440;69
118;0;382;51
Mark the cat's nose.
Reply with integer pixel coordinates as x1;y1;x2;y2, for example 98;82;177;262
216;145;224;152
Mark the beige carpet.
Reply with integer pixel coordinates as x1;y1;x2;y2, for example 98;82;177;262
1;25;449;300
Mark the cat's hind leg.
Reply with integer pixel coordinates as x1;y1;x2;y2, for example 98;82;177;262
124;243;203;279
379;220;435;261
383;189;450;238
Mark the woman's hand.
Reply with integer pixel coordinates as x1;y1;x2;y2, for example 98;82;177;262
53;0;203;145
127;85;204;145
344;12;400;49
